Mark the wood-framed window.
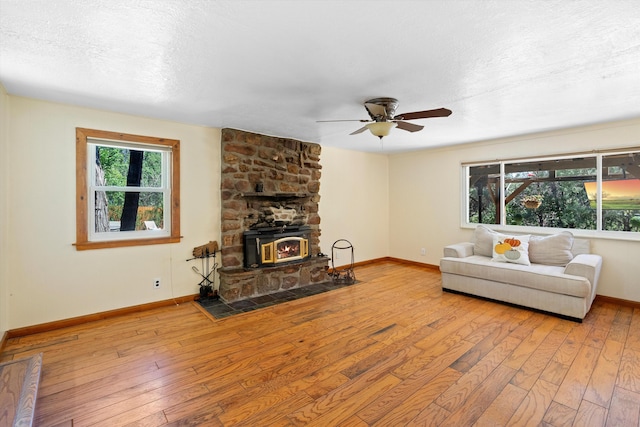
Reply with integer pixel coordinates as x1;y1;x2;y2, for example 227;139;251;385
75;128;181;250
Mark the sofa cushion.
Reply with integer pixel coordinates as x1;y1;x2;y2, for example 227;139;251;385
473;225;500;257
439;255;591;298
491;234;531;266
529;232;574;266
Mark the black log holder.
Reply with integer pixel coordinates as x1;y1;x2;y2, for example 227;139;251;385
330;239;356;283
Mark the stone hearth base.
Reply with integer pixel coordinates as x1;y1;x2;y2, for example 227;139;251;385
218;256;330;303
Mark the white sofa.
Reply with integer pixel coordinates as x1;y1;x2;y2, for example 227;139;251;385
439;225;602;322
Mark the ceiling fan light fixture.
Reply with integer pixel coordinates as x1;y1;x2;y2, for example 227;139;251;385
366;121;397;139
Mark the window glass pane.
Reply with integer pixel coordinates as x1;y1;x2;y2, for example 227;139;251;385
142;151;163;188
468;164;500;224
504;158;597;229
95;146;163;188
95;191;164;232
601;151;640;232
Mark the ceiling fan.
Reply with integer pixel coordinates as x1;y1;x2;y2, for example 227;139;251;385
318;97;452;139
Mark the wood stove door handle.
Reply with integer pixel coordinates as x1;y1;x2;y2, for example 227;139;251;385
262;242;275;263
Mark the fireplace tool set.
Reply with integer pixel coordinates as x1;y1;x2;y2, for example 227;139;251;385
330;239;356;283
187;241;219;299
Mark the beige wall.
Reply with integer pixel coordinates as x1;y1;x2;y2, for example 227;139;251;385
3;96;393;330
5;96;221;329
0;85;9;337
319;146;389;264
3;93;639;331
389;118;640;302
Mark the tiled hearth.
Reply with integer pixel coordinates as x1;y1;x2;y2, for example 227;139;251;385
199;279;359;318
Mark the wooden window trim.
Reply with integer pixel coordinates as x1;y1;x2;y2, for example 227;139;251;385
75;128;181;250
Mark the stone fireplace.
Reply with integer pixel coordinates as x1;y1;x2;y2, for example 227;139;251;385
218;129;329;302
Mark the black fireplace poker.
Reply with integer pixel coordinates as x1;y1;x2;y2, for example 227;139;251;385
186;248;219;300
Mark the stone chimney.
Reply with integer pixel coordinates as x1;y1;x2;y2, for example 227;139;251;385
218;129;328;301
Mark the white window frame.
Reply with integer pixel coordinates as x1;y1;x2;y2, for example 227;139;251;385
87;139;171;242
461;148;640;241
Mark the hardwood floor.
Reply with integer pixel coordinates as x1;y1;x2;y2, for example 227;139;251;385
2;261;639;426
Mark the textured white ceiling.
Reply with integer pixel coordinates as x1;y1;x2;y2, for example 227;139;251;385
1;0;639;153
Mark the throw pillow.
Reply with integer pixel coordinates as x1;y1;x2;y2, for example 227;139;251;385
529;231;574;266
492;234;531;266
473;225;500;257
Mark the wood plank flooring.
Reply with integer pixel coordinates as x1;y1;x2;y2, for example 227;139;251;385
1;261;639;426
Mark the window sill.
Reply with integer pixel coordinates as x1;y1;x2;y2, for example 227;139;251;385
74;236;181;251
460;223;640;242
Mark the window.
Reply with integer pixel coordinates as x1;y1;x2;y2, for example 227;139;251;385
75;128;180;250
464;149;640;237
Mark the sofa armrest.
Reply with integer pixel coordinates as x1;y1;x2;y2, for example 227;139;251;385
564;254;602;289
443;242;474;258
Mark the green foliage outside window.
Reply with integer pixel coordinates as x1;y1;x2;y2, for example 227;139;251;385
506;180;597;229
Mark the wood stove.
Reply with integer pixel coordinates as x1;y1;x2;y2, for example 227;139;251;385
243;226;311;268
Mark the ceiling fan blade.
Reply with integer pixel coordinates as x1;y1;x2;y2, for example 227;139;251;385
395;121;424;133
395;107;452;121
350;126;369;135
316;119;370;123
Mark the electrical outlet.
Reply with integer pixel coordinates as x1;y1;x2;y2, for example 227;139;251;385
420;248;426;256
153;278;161;289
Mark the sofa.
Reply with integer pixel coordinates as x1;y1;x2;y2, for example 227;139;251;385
439;225;602;321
